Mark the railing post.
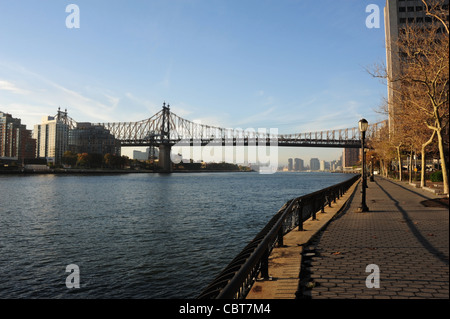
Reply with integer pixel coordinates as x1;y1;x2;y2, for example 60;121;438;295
261;249;270;280
277;228;284;247
320;194;326;213
312;198;317;220
297;201;304;231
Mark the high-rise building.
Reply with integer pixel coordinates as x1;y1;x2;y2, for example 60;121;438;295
288;158;293;171
69;122;121;156
294;158;303;171
33;114;69;164
384;0;449;132
330;159;341;171
310;158;320;171
342;148;360;169
320;160;325;171
0;111;36;161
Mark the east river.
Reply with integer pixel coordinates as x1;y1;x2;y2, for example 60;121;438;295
0;171;355;298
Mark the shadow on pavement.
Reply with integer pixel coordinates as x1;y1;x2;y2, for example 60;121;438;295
374;178;449;266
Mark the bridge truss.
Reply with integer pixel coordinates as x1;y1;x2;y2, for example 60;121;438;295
58;103;385;149
93;103;386;149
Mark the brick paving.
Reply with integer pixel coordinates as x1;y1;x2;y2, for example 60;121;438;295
299;176;449;299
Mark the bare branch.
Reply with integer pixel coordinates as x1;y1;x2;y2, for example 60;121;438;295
421;0;450;34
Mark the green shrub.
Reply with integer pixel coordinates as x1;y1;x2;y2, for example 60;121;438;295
430;170;443;182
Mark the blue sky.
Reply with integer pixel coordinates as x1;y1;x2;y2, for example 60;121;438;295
0;0;388;164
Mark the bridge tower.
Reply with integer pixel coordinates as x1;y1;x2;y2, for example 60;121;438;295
158;102;172;172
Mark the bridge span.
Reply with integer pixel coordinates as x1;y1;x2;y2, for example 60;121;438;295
57;103;385;172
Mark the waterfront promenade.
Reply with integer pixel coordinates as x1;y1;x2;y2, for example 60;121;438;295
247;176;449;299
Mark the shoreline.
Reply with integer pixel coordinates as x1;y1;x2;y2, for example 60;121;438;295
0;169;354;176
0;168;252;175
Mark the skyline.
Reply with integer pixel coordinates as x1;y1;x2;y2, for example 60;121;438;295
0;0;388;164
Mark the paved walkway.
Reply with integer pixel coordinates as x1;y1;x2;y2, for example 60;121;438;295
247;176;449;299
300;176;449;299
247;179;360;299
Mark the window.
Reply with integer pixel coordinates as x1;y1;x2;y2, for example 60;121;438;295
407;6;414;12
407;17;415;23
399;17;407;23
416;17;424;23
399;7;406;12
415;6;423;11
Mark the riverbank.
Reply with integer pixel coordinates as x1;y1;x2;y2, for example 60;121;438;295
0;168;252;175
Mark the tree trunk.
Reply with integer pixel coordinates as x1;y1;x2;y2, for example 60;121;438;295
408;149;413;184
436;130;449;194
397;146;402;181
420;130;436;188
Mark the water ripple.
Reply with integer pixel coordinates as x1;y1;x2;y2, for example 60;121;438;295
0;172;353;298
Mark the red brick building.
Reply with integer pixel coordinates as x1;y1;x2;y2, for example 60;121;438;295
0;111;36;162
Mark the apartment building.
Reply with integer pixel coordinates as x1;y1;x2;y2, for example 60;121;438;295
33;115;69;164
0;111;36;162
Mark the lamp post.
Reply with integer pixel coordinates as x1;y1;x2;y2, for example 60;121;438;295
370;155;374;182
358;118;369;212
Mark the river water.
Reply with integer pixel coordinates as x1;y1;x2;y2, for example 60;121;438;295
0;171;355;298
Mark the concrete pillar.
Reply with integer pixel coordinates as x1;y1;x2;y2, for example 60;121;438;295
158;144;172;173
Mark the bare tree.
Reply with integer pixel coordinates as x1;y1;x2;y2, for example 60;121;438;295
396;19;449;193
368;1;449;193
369;100;403;179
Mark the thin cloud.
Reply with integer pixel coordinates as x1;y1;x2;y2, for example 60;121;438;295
0;63;120;123
0;80;30;95
234;106;277;128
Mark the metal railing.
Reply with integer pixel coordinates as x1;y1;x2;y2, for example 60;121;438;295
197;174;360;299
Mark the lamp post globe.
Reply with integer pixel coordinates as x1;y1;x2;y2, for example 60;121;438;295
359;118;368;132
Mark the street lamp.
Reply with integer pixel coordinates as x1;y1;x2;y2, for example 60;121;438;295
370;155;374;182
358;118;369;212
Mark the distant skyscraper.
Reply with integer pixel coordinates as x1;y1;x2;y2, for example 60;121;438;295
288;158;293;171
0;111;36;161
310;158;320;171
330;159;340;171
294;158;303;171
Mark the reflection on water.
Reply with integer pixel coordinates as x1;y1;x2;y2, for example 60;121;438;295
0;172;354;298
